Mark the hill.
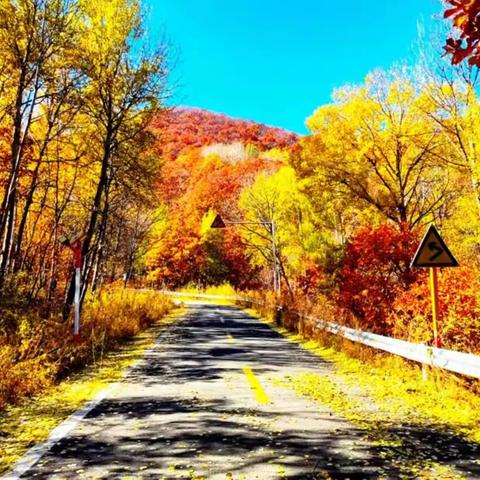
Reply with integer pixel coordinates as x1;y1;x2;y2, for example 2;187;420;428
149;107;298;161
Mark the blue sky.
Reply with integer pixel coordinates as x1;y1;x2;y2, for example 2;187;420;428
146;1;442;133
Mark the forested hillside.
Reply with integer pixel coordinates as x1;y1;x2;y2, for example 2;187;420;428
149;108;297;161
145;108;298;288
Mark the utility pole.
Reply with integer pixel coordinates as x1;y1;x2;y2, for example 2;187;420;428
270;221;280;293
211;214;280;294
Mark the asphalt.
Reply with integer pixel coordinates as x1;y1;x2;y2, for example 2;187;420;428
17;303;480;479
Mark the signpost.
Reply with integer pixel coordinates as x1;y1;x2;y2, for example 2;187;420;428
59;234;84;340
411;225;458;347
211;214;280;293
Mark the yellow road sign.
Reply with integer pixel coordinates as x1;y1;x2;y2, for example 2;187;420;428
411;225;458;268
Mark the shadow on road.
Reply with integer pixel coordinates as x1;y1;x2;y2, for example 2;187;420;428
126;304;325;387
28;394;480;479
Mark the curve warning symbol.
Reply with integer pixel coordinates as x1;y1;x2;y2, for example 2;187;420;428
411;225;459;268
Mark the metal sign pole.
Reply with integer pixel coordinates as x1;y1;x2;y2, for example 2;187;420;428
72;243;82;340
59;234;84;341
429;267;441;348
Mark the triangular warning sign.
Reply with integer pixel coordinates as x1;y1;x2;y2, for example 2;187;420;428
411;225;459;268
211;214;226;229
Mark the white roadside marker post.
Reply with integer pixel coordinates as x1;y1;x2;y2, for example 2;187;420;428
59;235;84;341
73;254;81;339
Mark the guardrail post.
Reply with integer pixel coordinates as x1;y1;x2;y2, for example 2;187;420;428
422;364;428;381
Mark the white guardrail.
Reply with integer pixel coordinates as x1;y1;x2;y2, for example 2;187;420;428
152;290;480;380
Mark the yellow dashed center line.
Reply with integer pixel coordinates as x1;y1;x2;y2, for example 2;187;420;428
227;333;234;344
243;366;270;404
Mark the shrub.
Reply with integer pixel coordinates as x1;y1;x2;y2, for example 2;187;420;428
0;290;173;410
295;261;328;298
390;266;480;353
336;224;420;334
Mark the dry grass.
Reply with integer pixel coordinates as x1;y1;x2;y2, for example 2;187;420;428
0;291;180;474
0;289;173;410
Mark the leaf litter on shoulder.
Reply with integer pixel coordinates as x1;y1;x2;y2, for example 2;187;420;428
257;312;478;479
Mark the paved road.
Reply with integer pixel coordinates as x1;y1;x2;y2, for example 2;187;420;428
18;304;480;479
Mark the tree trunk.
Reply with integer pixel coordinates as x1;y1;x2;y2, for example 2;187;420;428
13;157;43;272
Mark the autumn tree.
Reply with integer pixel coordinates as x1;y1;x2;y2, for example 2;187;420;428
238;167;323;295
62;0;169;316
337;224;420;334
0;0;78;288
416;55;480;256
14;58;85;275
444;0;480;66
294;69;455;231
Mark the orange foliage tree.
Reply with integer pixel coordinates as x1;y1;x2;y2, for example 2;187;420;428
444;0;480;66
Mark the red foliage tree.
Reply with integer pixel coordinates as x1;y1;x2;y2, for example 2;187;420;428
295;261;327;298
444;0;480;66
148;148;280;288
337;224;420;334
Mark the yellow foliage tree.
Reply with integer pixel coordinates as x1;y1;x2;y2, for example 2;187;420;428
296;69;457;231
238;166;324;293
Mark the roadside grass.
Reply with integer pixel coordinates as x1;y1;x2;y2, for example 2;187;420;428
0;290;174;410
298;334;480;443
0;293;182;475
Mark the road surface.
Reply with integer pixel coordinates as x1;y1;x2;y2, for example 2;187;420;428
11;303;480;479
